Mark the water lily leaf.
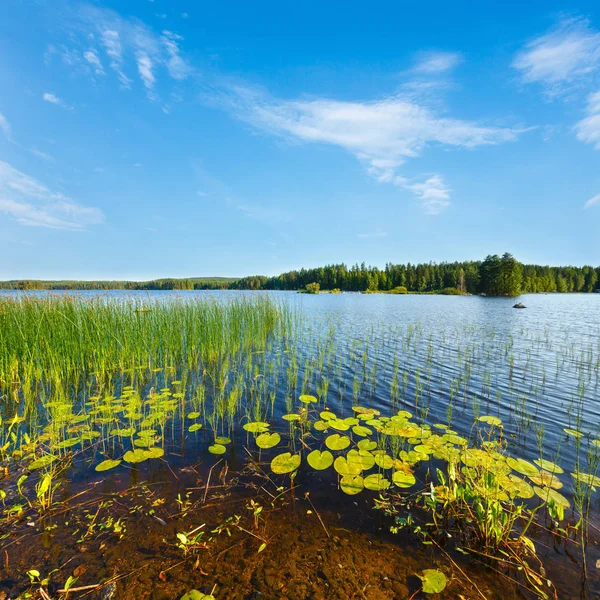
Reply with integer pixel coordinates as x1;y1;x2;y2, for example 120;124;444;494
340;475;364;495
507;457;539;478
418;569;447;594
392;470;416;488
334;456;362;476
144;447;164;459
357;439;377;452
347;449;375;471
374;454;393;469
95;459;122;472
506;475;534;499
328;419;350;431
477;415;502;427
364;473;390;491
256;432;281;449
320;411;337;421
325;434;350;451
564;428;583;438
123;449;149;464
187;412;201;419
572;471;600;487
134;437;155;448
55;438;81;450
28;455;57;470
188;423;203;432
530;470;563;489
307;450;334;470
180;590;215;600
208;444;227;455
353;406;380;416
313;420;329;431
271;452;301;474
243;421;270;433
215;436;231;445
534;486;570;508
299;394;317;404
533;459;563;474
352;425;372;437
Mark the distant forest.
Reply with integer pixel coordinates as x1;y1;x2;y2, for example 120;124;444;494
2;254;599;296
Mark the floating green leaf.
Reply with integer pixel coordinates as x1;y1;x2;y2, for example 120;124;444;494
208;444;227;455
364;473;390;491
352;425;372;437
507;457;539;478
418;569;447;594
243;421;270;433
392;470;416;488
95;459;122;472
307;449;334;470
188;423;203;432
564;428;583;438
28;455;57;470
299;394;317;404
533;459;563;474
256;432;281;449
325;434;351;451
340;475;364;495
534;486;570;508
271;452;301;474
477;415;502;427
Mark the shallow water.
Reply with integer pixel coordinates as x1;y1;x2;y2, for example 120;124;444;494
1;290;600;599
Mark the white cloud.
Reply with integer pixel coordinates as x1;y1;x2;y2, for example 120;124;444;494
43;92;71;109
218;85;523;213
84;49;105;75
584;193;600;209
357;230;388;239
53;5;193;100
0;160;104;230
513;17;600;96
398;174;451;215
574;91;600;148
412;51;463;74
30;148;55;162
0;113;11;140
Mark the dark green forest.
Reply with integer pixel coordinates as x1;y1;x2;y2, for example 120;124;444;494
232;253;600;296
1;254;599;296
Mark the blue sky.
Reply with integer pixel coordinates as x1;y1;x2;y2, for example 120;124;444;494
1;0;599;279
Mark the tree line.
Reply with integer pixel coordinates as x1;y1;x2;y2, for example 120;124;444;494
232;253;600;296
1;254;598;296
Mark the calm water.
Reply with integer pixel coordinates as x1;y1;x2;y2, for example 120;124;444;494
3;290;600;496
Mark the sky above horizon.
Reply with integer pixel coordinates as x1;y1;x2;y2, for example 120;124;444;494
1;0;599;280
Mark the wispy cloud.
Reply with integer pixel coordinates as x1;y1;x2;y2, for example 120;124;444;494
513;16;600;96
30;148;55;162
0;113;11;140
50;4;193;100
84;48;105;75
584;193;600;209
43;92;71;109
215;84;523;213
357;230;388;239
412;51;463;74
574;91;600;148
0;160;104;230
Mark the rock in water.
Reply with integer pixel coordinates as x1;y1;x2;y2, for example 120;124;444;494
100;582;117;600
513;303;526;309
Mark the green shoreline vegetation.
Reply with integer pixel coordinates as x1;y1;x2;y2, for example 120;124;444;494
2;253;599;296
0;295;599;598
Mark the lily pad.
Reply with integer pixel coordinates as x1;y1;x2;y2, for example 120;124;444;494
256;432;281;449
534;486;570;508
271;452;301;474
364;473;390;491
325;434;351;451
307;450;334;470
392;470;416;488
95;459;122;472
418;569;447;594
477;415;502;427
533;459;564;474
188;423;203;432
299;394;317;404
352;425;372;437
243;421;270;433
334;455;362;476
340;475;364;495
208;444;227;455
507;457;539;478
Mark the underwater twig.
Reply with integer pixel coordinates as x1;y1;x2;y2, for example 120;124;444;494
304;492;330;538
203;458;223;503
